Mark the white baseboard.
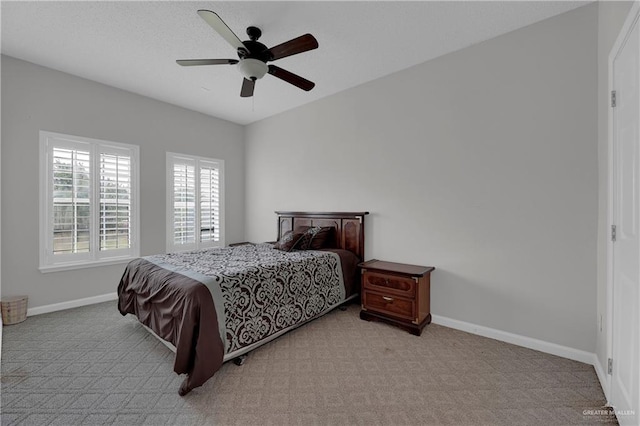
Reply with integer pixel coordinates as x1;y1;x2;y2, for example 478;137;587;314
593;355;610;400
431;314;596;365
26;292;118;316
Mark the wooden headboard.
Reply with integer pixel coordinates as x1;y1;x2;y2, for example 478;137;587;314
276;211;369;261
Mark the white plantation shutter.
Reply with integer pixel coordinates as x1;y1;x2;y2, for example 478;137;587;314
172;161;196;246
52;146;91;255
40;132;139;271
167;153;224;252
99;150;132;252
199;163;220;243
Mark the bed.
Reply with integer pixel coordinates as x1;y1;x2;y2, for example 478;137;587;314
117;211;368;395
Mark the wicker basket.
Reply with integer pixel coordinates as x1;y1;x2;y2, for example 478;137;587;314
1;295;28;325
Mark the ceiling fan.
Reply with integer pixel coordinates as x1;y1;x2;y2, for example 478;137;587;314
177;10;319;98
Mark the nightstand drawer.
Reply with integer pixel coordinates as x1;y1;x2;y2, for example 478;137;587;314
362;290;415;321
363;271;416;298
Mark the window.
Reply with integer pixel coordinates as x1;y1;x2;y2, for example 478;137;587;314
39;131;139;271
166;153;224;252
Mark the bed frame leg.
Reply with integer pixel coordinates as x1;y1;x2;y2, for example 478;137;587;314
233;354;247;366
178;378;192;396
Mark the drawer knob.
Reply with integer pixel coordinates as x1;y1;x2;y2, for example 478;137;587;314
382;296;394;303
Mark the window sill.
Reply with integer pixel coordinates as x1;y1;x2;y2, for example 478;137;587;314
39;256;137;274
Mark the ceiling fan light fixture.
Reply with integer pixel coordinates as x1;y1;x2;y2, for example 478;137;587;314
237;58;268;80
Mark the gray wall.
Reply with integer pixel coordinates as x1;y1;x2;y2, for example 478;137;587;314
245;4;599;352
1;55;245;308
596;1;635;378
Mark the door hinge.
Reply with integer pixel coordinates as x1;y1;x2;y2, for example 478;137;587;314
611;225;617;242
608;358;613;375
611;90;617;107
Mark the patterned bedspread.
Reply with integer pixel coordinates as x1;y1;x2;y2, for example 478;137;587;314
145;243;346;354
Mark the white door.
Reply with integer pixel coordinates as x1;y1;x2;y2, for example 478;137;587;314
610;3;640;425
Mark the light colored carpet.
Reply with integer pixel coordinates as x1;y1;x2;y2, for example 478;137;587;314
1;301;616;425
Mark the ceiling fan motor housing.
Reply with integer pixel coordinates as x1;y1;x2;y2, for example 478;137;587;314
238;38;272;61
237;58;268;80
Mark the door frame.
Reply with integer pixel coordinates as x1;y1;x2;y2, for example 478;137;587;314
606;0;640;408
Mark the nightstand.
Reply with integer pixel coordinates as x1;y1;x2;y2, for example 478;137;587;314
359;259;435;336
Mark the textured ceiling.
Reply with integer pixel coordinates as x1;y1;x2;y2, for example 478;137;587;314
1;1;589;125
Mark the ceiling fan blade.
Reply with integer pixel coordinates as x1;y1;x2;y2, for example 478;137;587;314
240;78;255;97
268;65;315;91
176;59;239;66
267;34;318;61
197;10;249;54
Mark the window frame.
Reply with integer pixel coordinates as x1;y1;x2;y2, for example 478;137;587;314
166;152;225;253
39;131;140;272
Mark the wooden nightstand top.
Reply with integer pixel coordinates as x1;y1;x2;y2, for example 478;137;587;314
358;259;434;277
